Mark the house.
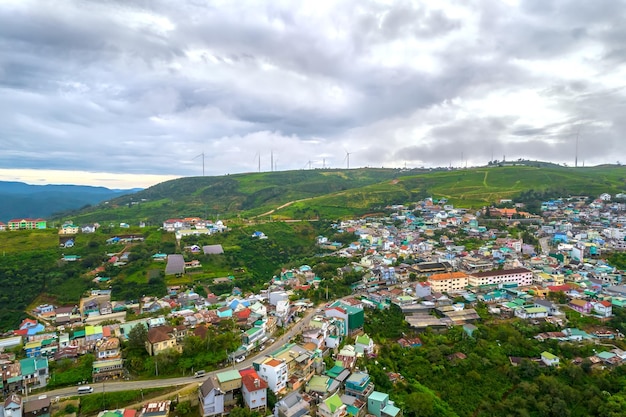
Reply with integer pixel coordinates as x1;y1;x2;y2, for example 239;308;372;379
24;396;51;417
354;334;375;355
569;299;592;314
593;300;613;318
14;319;45;337
367;391;402;417
59;223;79;235
1;394;23;417
343;371;374;401
240;369;268;412
533;299;561;315
199;376;225;417
0;222;6;231
216;370;242;406
145;326;181;356
139;400;171;417
258;358;288;393
275;391;310;417
81;224;98;233
96;337;121;359
20;357;49;389
541;351;559;367
318;393;346;417
514;306;548;319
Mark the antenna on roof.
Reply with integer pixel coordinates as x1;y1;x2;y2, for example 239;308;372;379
193;152;205;176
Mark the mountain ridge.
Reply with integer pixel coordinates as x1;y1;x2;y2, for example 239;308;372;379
0;181;141;221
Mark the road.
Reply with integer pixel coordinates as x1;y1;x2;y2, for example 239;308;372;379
41;306;322;399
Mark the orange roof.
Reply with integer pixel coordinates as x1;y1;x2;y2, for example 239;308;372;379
429;271;468;281
265;359;282;367
242;373;268;392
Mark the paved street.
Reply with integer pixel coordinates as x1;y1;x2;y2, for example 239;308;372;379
41;306;322;399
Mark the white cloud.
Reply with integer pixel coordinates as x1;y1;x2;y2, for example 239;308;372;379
0;0;625;187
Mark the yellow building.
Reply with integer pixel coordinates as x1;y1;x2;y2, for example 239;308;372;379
427;272;468;293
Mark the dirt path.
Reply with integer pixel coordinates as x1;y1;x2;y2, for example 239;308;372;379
118;383;197;413
251;197;314;219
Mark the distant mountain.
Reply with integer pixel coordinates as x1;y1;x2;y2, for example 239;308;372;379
0;181;141;222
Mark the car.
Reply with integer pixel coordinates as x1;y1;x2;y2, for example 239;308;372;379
194;370;206;378
235;356;245;363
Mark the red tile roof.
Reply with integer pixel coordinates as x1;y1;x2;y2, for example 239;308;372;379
242;373;268;392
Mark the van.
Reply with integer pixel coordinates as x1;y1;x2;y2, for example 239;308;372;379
194;370;206;378
77;386;93;394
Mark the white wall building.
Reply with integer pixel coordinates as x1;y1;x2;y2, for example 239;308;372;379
468;268;533;287
258;358;288;394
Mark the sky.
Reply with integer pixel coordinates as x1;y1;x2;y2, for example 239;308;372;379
1;0;626;189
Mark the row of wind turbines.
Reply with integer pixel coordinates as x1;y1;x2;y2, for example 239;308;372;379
192;149;355;176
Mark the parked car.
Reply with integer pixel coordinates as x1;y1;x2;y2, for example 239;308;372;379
235;356;245;363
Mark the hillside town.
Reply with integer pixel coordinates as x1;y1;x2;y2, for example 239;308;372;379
2;192;626;416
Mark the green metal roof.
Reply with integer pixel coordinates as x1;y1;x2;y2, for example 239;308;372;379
541;351;557;360
217;369;241;383
324;393;343;413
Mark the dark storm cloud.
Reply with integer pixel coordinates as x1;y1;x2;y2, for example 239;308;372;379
1;0;626;185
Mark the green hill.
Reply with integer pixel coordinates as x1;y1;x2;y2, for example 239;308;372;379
54;165;626;225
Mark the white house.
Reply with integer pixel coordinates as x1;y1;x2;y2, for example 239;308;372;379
593;300;613;318
241;371;268;412
514;306;548;319
541;351;559;367
258;358;288;393
199;376;225;417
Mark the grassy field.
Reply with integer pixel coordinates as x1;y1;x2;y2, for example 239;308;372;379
47;165;626;225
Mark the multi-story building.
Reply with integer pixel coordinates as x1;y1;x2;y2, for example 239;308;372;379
8;218;47;231
241;369;268;412
344;372;374;401
59;223;79;235
427;272;468;293
324;302;364;336
199;376;225;417
367;391;402;417
257;358;288;393
468;268;533;287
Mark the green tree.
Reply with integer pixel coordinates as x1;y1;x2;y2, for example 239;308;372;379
127;323;148;352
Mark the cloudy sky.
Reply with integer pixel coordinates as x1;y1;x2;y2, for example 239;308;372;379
2;0;626;188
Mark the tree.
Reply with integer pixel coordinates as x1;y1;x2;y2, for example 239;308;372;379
127;323;148;352
404;392;435;417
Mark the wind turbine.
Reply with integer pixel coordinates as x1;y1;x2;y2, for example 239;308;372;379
253;152;261;172
344;149;354;169
303;160;317;170
193;152;205;176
